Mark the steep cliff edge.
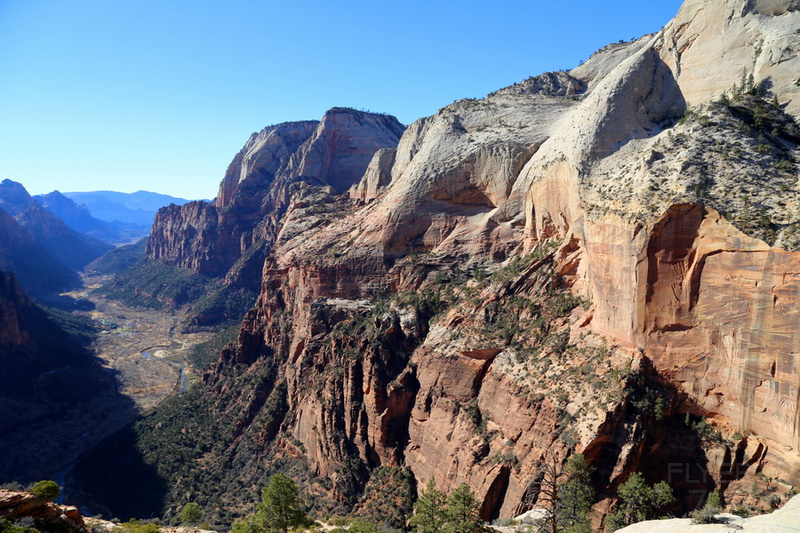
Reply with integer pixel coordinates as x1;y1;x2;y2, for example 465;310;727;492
140;109;404;327
245;0;800;515
74;0;800;525
0;490;88;533
146;109;405;279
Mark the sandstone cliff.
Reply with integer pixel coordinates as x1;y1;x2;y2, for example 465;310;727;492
143;109;404;325
147;109;405;278
74;0;800;526
237;0;799;517
0;490;87;533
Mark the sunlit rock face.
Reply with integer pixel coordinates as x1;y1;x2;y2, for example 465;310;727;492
97;0;800;521
217;0;800;515
146;109;405;279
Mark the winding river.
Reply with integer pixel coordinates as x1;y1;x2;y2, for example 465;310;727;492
141;347;189;394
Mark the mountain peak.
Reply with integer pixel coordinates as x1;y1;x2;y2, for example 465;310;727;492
659;0;800;116
0;179;35;216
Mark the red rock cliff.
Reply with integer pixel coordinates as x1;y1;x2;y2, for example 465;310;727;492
146;109;405;279
91;0;800;523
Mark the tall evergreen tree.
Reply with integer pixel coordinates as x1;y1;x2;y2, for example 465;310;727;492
444;483;483;533
558;454;594;533
256;474;310;533
410;478;448;533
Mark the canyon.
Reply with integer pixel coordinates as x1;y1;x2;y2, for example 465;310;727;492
64;0;800;529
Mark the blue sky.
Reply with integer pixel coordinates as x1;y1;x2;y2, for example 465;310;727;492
0;1;683;200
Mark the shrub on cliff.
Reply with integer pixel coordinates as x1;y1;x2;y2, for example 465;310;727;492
689;489;723;524
118;519;161;533
0;519;38;533
354;466;416;530
178;502;204;526
28;480;59;502
604;472;674;531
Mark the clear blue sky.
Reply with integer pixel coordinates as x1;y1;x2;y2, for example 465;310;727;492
0;0;684;200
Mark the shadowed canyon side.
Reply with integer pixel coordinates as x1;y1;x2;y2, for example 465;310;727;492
72;0;800;525
0;270;140;483
0;180;113;295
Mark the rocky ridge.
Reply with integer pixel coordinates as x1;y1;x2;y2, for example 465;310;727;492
146;109;405;279
0;490;86;533
142;109;404;327
616;492;800;532
79;0;800;526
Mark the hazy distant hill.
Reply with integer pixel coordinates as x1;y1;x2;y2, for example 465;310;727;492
0;207;80;295
0;180;111;293
63;190;193;227
36;190;147;246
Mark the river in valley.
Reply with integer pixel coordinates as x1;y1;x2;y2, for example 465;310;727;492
1;272;214;492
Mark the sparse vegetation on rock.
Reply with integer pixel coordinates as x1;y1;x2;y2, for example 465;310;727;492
604;473;675;531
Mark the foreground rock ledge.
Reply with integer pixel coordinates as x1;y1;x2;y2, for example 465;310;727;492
617;494;800;532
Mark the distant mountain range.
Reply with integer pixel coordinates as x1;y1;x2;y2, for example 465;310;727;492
0;179;193;296
61;190;193;228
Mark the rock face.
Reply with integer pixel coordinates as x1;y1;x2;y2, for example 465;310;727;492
242;0;799;517
0;270;31;348
659;0;800;117
144;108;404;323
147;109;405;278
0;490;87;533
616;493;800;532
77;0;800;524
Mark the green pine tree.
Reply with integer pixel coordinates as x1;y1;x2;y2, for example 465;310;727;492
604;472;675;531
444;483;483;533
256;474;310;533
178;502;204;526
558;454;595;533
410;478;448;533
29;480;60;502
